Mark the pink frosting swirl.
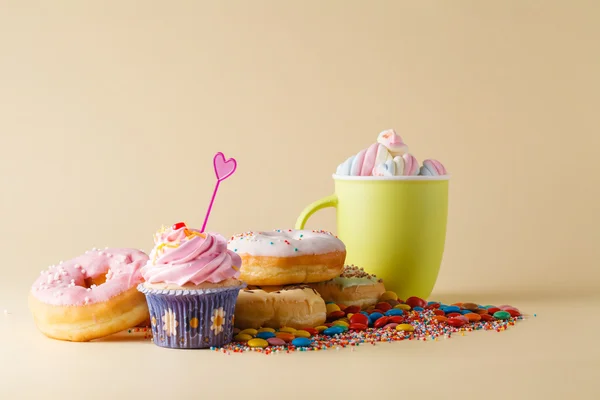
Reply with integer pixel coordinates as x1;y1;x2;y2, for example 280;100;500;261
141;226;242;286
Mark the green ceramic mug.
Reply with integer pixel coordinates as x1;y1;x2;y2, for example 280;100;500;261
295;174;449;300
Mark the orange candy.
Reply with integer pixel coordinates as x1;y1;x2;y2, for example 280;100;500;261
433;315;448;323
275;332;295;342
464;313;481;322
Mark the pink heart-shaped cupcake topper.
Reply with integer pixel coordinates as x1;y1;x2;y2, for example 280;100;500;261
213;152;237;181
201;152;238;233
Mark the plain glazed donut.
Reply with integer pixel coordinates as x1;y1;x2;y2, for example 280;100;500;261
28;248;150;342
227;229;346;286
307;265;386;309
234;285;326;329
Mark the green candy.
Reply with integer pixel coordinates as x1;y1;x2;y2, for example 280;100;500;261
493;311;511;320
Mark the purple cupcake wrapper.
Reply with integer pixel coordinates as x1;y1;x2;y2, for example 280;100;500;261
137;283;246;349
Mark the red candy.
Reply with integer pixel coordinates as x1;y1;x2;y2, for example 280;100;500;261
327;311;346;320
480;314;495;322
349;323;367;331
446;317;467;327
487;307;501;315
373;317;390;328
405;296;427;309
433;309;445;316
388;316;404;324
301;327;318;336
368;309;384;315
506;309;521;317
426;303;441;309
344;306;361;314
375;302;392;312
349;313;369;326
172;222;186;230
447;312;462;318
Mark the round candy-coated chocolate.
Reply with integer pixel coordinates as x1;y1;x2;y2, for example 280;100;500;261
405;296;427;308
294;330;311;338
506;309;521;317
487;307;501;315
396;324;415;332
301;327;318;336
275;332;295;342
349;313;369;326
456;315;469;323
379;291;398;301
326;303;341;314
291;337;312;347
257;327;276;333
412;306;424;312
475;308;488;315
447;312;462;318
460;309;473;315
464;313;481;322
368;309;384;315
327;310;346;320
267;337;286;346
314;326;328;332
332;320;349;328
433;315;448;323
374;316;390;328
384;323;398;329
375;302;393;312
385;309;404;317
360;311;370;316
369;312;384;322
461;302;478;311
233;333;253;342
480;314;495;322
344;305;361;314
323;326;345;336
443;305;460;313
247;338;269;348
279;327;296;334
256;331;276;339
349;323;367;331
446;317;467;327
386;299;400;307
493;311;511;320
239;328;258;336
394;304;411;311
388;316;404;324
433;309;445;316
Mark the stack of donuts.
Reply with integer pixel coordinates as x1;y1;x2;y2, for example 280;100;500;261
227;229;385;329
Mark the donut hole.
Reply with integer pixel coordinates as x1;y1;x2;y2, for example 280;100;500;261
84;273;107;288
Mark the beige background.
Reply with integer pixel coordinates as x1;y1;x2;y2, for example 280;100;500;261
0;1;599;399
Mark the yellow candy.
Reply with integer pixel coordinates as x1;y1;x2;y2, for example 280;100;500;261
396;324;415;332
346;313;354;319
294;330;311;338
394;304;411;311
380;291;398;301
257;327;276;333
332;320;349;328
326;303;341;314
315;325;328;332
233;333;253;342
247;338;269;348
279;327;297;334
239;328;258;336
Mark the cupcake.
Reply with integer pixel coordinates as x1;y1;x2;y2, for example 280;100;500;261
138;222;245;349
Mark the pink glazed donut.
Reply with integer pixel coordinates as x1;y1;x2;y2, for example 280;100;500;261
28;248;150;342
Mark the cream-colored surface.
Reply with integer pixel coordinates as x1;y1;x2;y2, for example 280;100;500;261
0;1;599;399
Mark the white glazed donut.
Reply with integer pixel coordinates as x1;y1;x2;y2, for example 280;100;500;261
227;229;346;286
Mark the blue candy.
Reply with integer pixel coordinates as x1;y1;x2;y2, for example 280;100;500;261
369;312;384;323
323;326;344;336
291;337;313;347
427;301;440;306
256;331;276;339
460;309;473;315
385;309;404;316
444;305;460;313
412;306;424;312
360;311;370;316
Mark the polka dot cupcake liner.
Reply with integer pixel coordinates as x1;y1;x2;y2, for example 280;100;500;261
137;283;245;349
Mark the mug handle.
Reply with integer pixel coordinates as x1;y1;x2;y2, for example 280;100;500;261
295;194;338;229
